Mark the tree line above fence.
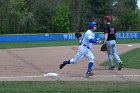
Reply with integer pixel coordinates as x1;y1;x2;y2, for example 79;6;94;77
0;0;140;34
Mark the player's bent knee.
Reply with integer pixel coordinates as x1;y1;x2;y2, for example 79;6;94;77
70;59;76;64
89;57;94;64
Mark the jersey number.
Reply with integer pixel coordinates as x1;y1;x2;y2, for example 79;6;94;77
110;28;115;34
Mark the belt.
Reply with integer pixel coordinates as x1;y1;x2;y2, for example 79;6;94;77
83;44;90;49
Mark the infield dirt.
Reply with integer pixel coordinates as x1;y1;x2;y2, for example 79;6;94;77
0;44;139;81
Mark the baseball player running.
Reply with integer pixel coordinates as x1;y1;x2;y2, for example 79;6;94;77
104;16;123;70
59;21;98;78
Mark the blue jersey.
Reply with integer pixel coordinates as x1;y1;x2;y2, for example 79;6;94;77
81;30;95;49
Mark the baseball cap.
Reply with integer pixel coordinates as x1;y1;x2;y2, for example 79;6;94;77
104;16;110;22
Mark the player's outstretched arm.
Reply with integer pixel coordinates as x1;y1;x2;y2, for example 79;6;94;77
89;38;104;44
89;39;97;43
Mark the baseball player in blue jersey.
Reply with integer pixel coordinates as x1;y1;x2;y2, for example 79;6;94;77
104;16;123;70
59;21;98;78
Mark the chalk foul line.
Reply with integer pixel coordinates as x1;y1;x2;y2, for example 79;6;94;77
0;74;140;79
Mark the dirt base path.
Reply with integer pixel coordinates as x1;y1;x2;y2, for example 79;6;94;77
0;43;139;81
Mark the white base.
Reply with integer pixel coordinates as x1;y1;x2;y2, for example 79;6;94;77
128;45;133;47
44;73;58;77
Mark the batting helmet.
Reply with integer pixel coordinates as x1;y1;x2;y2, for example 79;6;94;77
104;16;110;22
88;21;97;29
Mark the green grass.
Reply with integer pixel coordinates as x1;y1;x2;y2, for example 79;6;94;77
116;39;140;44
100;48;140;69
0;39;139;49
0;40;78;49
0;81;139;93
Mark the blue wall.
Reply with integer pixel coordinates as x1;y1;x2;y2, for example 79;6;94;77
0;32;140;42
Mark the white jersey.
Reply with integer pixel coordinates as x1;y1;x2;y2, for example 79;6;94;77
81;30;95;49
70;29;95;64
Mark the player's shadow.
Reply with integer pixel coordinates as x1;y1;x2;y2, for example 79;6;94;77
63;67;110;78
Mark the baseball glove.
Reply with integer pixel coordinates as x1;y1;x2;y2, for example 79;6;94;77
75;32;82;39
101;44;107;51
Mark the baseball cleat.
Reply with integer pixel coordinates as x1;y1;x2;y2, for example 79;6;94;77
85;71;94;78
59;63;66;69
108;66;115;70
118;63;123;70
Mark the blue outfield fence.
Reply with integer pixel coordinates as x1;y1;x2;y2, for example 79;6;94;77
0;32;140;42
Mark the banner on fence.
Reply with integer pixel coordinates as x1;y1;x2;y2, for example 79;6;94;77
0;32;139;42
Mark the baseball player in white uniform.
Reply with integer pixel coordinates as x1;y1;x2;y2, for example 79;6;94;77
59;21;98;78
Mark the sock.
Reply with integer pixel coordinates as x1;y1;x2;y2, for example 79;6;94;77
87;62;93;72
63;60;71;65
